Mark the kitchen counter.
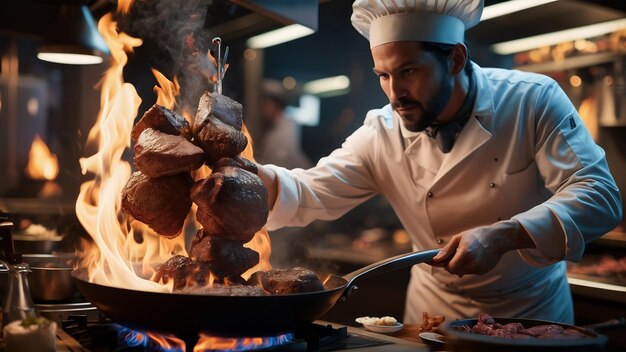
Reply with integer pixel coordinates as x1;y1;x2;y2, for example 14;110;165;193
346;324;436;351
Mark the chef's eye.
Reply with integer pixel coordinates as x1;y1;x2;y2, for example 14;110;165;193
377;73;389;80
402;68;416;76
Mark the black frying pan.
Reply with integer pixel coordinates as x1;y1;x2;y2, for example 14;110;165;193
73;249;439;337
441;316;626;352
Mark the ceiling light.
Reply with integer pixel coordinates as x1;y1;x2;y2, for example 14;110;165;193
38;4;109;65
246;24;315;49
491;18;626;55
481;0;557;21
303;75;350;97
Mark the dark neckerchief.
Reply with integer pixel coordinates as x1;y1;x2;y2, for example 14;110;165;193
425;72;477;153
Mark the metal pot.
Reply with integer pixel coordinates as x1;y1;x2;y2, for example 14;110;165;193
22;253;78;301
13;235;62;254
74;249;440;336
441;316;626;352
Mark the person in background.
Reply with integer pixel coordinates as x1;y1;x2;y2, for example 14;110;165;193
255;79;313;170
256;0;622;324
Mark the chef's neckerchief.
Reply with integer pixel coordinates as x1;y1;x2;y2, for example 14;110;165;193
425;70;476;154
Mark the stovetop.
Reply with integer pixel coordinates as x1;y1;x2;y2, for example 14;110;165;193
1;299;431;352
56;314;429;352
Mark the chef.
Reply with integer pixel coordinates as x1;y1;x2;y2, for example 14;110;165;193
256;0;622;324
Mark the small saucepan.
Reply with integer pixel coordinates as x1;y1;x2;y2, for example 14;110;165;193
441;316;626;352
23;253;79;302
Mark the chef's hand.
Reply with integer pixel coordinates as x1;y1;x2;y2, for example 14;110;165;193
256;164;278;210
430;220;535;277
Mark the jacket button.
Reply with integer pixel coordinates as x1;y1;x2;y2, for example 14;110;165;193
489;183;496;188
437;239;444;244
427;192;433;198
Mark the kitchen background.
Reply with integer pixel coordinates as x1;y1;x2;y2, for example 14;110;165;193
0;0;625;350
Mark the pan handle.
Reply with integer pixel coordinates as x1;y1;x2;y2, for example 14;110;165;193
341;249;440;299
583;317;626;332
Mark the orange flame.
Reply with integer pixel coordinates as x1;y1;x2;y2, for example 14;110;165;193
152;68;180;109
75;0;271;295
146;332;186;350
75;3;185;292
194;334;290;352
25;134;59;181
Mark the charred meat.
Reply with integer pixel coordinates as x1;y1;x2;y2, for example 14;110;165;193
134;128;205;177
131;104;192;143
191;166;268;242
189;229;259;278
249;267;325;294
192;92;247;164
121;172;193;238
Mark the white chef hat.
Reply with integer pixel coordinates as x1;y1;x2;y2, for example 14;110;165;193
351;0;484;48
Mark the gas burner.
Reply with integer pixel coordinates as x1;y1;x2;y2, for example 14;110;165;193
59;316;392;352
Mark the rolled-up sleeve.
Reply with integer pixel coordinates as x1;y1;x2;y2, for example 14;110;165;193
265;120;380;231
513;81;623;266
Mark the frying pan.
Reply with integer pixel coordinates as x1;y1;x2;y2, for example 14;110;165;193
73;249;439;337
441;316;626;352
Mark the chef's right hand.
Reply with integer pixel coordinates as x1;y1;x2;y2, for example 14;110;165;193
256;164;278;210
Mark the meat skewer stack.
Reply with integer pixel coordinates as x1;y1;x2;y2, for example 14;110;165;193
121;92;268;289
121;92;325;296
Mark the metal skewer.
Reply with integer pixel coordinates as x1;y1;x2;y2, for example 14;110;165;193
212;37;222;94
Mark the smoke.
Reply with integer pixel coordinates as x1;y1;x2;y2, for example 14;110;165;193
117;0;220;116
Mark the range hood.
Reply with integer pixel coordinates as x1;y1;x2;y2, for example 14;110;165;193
0;0;318;43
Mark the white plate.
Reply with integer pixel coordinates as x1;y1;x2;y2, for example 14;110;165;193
419;331;445;344
362;322;404;334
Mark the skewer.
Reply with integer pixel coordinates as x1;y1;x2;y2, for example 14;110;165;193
212;37;222;94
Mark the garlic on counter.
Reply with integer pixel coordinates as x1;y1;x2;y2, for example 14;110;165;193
3;316;57;352
356;316;398;326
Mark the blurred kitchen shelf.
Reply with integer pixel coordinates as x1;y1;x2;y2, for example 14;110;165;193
516;52;621;73
568;273;626;305
0;198;75;215
308;245;409;266
595;231;626;248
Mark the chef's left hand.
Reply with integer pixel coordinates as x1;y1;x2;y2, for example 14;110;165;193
430;220;535;277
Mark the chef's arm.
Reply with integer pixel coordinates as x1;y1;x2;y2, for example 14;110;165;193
257;164;278;210
513;81;622;266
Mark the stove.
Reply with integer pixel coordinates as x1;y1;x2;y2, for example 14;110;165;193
32;301;430;352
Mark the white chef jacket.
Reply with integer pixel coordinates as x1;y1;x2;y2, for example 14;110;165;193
264;62;622;324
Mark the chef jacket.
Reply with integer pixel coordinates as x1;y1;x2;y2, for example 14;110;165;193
264;62;622;323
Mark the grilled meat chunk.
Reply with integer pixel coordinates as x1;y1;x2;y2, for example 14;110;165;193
154;255;214;290
189;229;259;278
191;166;268;242
131;104;192;143
121;172;193;238
134;128;205;177
192;92;247;163
214;156;258;175
249;267;324;294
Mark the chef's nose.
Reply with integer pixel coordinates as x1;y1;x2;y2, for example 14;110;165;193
389;78;407;101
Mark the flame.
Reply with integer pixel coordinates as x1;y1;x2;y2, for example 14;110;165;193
75;3;184;292
25;134;59;181
119;326;186;351
75;0;271;294
194;333;293;352
152;69;180;109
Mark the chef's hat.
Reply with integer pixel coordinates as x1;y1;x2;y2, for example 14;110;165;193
351;0;484;48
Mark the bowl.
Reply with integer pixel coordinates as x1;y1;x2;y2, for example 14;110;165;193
22;253;79;302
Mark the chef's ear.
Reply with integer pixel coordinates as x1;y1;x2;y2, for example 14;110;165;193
449;43;468;75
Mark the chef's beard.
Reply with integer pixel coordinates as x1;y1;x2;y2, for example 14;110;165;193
393;73;453;132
